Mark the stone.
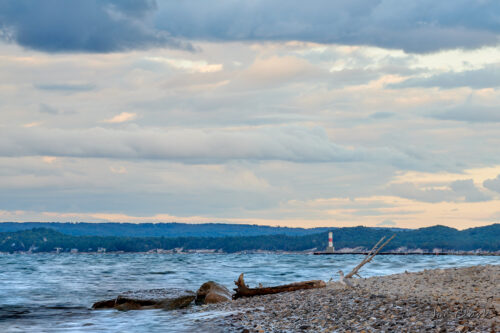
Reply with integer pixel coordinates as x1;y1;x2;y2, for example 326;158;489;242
92;299;116;309
195;281;232;305
93;288;195;311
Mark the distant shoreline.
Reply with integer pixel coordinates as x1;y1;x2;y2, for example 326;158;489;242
1;251;499;256
2;225;499;254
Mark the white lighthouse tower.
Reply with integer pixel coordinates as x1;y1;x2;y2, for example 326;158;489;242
326;232;335;253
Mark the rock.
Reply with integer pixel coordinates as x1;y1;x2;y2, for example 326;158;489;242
93;288;195;311
195;281;232;305
92;299;116;309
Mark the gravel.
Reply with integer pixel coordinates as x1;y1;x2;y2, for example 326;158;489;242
194;264;499;332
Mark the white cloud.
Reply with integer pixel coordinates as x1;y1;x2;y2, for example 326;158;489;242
23;121;42;128
42;156;57;164
109;166;127;174
103;112;137;124
145;57;223;73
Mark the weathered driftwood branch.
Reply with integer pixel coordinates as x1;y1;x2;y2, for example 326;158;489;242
364;235;386;258
233;273;325;299
347;236;387;278
344;234;396;279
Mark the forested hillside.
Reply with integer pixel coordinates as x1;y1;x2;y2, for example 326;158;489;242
0;222;334;237
0;224;498;253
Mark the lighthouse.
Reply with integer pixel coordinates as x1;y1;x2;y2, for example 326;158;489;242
326;231;334;253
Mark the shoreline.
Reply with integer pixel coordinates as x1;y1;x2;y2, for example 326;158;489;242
196;265;499;332
1;251;499;256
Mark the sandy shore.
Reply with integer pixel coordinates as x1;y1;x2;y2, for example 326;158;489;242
196;265;499;332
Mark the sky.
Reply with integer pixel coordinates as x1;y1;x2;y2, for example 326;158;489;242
1;0;500;229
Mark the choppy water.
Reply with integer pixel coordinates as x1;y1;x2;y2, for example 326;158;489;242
0;253;498;332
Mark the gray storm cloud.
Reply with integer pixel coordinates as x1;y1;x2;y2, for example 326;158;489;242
1;0;500;53
156;0;500;53
0;0;191;52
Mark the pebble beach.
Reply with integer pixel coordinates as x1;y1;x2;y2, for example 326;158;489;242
198;265;499;332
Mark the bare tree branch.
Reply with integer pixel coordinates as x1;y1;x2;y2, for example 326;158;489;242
344;234;396;279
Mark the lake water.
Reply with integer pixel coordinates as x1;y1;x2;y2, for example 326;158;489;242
1;253;498;332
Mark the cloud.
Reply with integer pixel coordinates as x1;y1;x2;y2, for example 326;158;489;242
145;57;223;73
430;106;500;123
390;182;454;203
22;122;42;128
2;26;500;228
231;56;322;90
42;156;57;164
0;154;498;228
370;112;395;119
39;103;59;115
449;179;491;202
2;1;500;54
392;66;500;89
103;112;137;124
156;0;500;53
390;179;491;203
38;104;76;116
109;166;127;174
34;83;95;93
0;125;412;164
0;0;191;53
377;219;396;226
483;174;500;193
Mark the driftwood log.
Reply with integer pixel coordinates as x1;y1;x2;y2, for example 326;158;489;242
233;273;326;299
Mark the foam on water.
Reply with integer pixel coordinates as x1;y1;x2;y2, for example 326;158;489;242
0;253;498;332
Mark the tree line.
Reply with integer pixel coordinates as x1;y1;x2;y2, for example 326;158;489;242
0;224;498;253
